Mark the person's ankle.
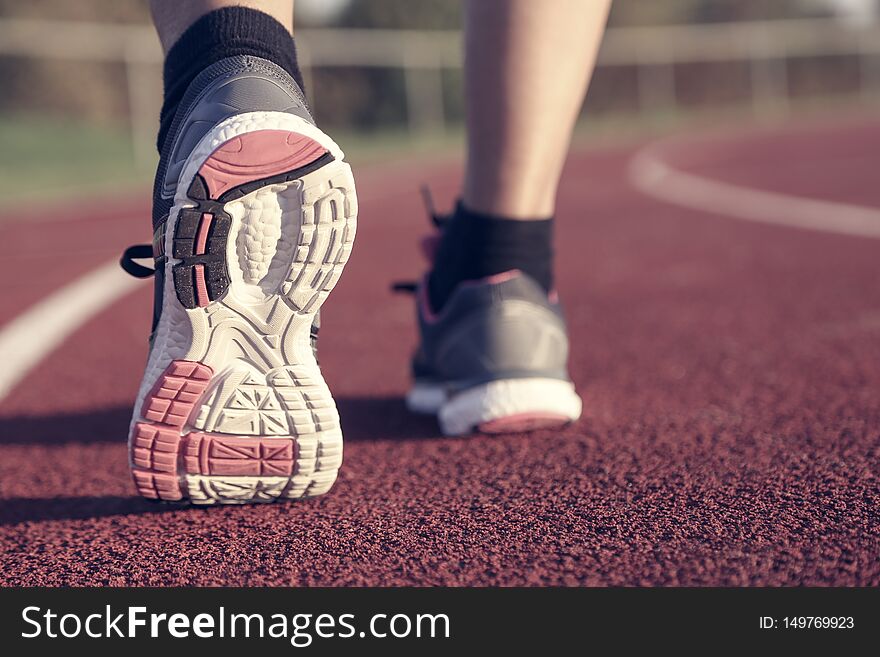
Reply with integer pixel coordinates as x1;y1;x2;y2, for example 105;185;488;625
427;201;554;312
158;6;304;152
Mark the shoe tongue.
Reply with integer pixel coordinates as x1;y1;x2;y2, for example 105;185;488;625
420;234;441;263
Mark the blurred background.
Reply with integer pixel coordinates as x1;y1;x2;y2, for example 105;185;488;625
0;0;878;209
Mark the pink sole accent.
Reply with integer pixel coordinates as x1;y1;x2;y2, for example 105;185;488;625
184;434;295;476
193;264;209;307
194;212;213;255
199;130;328;199
132;424;181;473
131;360;213;501
132;470;182;501
477;412;571;435
141;360;212;427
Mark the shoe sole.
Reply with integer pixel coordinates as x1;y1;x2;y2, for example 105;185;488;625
130;112;356;505
407;378;582;437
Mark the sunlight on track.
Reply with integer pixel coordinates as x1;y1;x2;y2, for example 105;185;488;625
0;260;140;402
629;143;880;239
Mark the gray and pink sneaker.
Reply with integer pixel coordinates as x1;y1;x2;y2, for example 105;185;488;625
121;56;356;504
398;204;582;436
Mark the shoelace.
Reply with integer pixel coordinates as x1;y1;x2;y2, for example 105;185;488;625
390;186;449;295
120;244;156;278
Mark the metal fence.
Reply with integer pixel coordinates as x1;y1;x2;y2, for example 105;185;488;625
1;17;879;163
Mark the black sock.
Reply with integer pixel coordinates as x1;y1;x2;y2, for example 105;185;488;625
427;202;554;311
158;7;305;151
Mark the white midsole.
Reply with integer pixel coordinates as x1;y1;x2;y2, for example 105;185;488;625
407;378;583;436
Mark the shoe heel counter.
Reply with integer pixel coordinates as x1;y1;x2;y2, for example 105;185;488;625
434;300;570;385
155;56;313;222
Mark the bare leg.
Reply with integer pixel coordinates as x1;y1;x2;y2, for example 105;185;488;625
463;0;611;219
150;0;294;53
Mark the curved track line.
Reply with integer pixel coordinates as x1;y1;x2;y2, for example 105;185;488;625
0;260;140;402
629;144;880;239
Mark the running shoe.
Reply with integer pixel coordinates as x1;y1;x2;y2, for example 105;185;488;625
120;56;357;504
397;194;581;436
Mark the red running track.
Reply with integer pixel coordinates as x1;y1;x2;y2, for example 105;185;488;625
0;117;878;586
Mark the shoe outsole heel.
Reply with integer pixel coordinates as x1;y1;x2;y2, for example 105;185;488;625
130;122;356;505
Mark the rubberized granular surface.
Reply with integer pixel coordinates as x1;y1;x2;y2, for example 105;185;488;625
0;118;878;585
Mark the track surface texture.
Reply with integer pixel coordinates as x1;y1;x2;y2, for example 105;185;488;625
1;117;878;586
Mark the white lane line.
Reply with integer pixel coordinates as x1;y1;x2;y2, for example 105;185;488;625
0;259;141;402
629;144;880;239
